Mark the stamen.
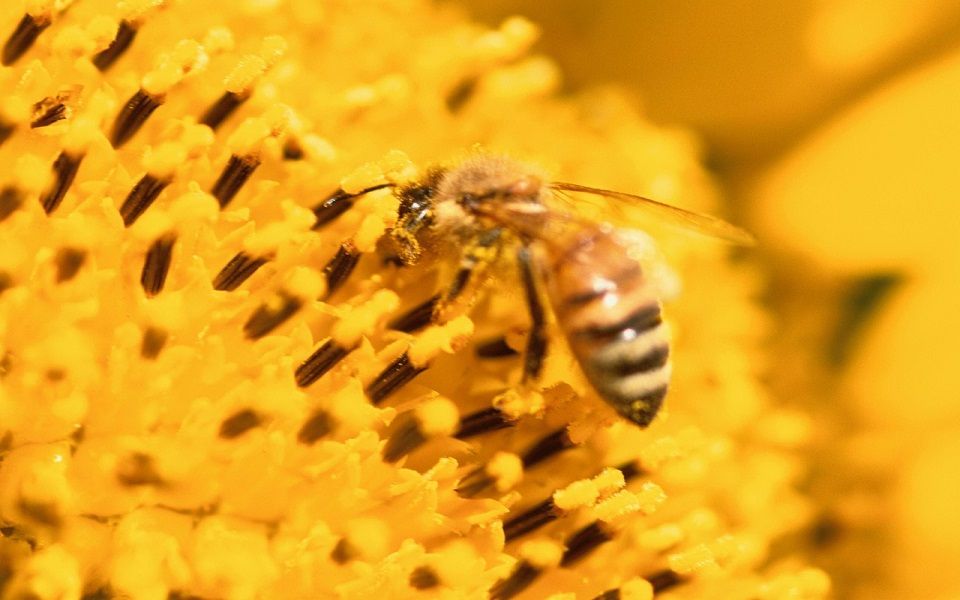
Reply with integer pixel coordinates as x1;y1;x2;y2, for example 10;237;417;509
30;101;67;128
111;89;163;148
243;292;302;340
560;521;615;567
521;428;575;469
322;243;360;299
454;407;513;439
115;453;164;486
200;91;248;130
80;586;113;600
140;327;168;359
282;139;304;160
503;499;559;542
454;468;494;498
54;248;86;283
211;154;260;208
40;151;83;214
92;20;137;71
646;569;685;594
331;538;357;564
120;174;171;227
365;352;427;405
445;76;478;113
475;336;519;358
294;340;351;387
0;187;24;222
0;120;14;147
297;410;334;444
810;514;842;548
2;14;51;66
458;430;572;498
17;500;62;527
382;412;426;463
212;252;269;291
616;459;646;482
311;184;392;229
140;234;176;297
388;294;439;333
489;560;541;600
219;408;262;439
408;566;440;590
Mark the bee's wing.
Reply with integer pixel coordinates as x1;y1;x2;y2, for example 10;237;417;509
550;182;755;246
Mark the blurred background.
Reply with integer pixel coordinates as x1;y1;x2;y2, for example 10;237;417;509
457;1;960;598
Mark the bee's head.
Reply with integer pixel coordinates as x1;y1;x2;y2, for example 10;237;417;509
438;155;547;213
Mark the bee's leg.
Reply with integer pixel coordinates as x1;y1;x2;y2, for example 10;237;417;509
367;228;503;454
517;244;547;383
388;227;503;333
447;243;548;443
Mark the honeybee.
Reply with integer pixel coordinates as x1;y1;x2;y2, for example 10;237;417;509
376;154;753;428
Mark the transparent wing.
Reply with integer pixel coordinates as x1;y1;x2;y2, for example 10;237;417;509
550;181;756;246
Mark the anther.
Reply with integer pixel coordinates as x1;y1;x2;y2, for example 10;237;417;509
40;151;83;214
140;234;176;297
295;340;350;388
0;120;14;147
120;174;171;227
243;292;302;340
322;243;361;299
116;453;164;487
330;538;354;564
140;327;168;360
2;13;50;66
111;89;163;148
30;101;67;129
388;294;439;333
297;410;334;444
645;569;685;594
0;187;24;222
489;560;541;600
17;500;62;528
365;353;427;405
92;20;137;71
521;428;575;469
382;412;426;463
311;184;392;229
455;468;495;498
475;336;519;358
408;566;440;590
458;429;575;498
445;76;478;113
616;459;646;482
212;252;269;291
219;408;262;439
282;139;304;160
560;520;615;567
454;407;513;439
503;499;560;542
211;154;260;208
54;248;86;283
0;273;13;295
200;91;248;130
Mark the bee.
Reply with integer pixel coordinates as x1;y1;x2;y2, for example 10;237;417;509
374;154;754;428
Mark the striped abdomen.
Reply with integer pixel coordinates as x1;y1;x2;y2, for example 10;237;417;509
544;227;670;427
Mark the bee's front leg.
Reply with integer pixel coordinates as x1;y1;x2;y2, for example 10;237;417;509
388;227;503;332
